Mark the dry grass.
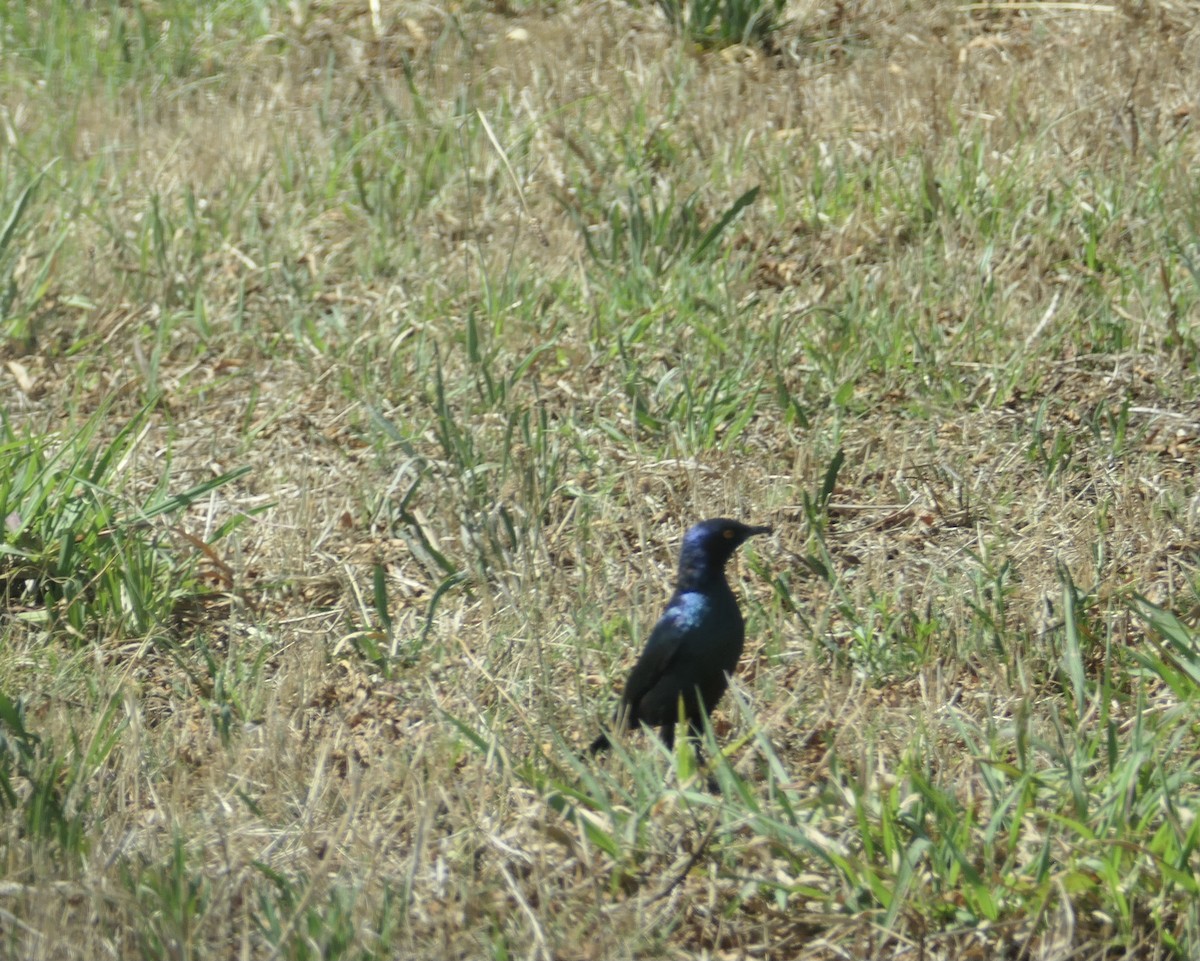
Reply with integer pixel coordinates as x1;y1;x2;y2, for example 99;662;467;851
3;0;1200;957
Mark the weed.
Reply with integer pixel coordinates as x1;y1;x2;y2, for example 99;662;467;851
0;399;249;640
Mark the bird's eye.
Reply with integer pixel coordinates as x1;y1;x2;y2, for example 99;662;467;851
723;529;734;539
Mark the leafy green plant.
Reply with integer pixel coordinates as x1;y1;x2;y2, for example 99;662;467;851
1028;398;1077;481
121;832;212;961
841;595;936;681
657;0;786;50
585;183;759;283
1129;595;1200;703
0;691;124;863
0;0;271;93
0;161;68;345
961;549;1016;658
251;865;396;961
0;398;251;640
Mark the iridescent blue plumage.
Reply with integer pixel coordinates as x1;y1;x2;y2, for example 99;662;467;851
663;592;710;631
589;518;771;756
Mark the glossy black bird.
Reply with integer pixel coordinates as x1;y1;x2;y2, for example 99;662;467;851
588;518;772;757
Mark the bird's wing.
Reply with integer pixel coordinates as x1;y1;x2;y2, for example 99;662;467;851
620;599;699;717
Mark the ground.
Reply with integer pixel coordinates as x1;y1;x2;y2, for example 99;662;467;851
2;1;1200;958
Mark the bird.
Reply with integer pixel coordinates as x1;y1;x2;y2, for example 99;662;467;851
588;517;772;760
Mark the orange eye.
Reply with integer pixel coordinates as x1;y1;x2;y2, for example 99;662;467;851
724;529;734;539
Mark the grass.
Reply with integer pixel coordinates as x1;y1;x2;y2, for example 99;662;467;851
3;0;1200;957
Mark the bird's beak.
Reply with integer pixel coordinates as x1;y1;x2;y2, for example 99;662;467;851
749;525;772;537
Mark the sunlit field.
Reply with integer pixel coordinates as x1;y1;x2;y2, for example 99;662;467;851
3;1;1200;957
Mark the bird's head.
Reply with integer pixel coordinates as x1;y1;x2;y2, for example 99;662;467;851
677;518;772;588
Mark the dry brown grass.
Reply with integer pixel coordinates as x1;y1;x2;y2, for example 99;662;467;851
3;0;1200;958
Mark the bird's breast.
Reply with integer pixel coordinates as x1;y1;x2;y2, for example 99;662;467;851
668;591;713;630
668;589;744;638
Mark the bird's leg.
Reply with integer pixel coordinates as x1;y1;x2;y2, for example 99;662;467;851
686;733;723;793
684;716;727;792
